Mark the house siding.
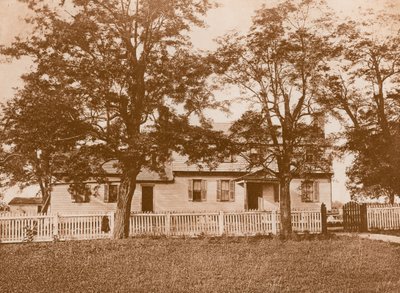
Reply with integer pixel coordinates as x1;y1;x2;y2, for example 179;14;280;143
258;178;331;210
50;176;149;214
153;175;244;212
50;174;245;214
290;178;331;210
50;177;331;214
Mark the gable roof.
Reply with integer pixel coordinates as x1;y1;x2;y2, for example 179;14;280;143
102;161;174;182
172;153;248;173
8;197;43;205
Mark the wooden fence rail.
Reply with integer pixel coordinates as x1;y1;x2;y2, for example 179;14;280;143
1;209;324;243
58;214;113;241
129;209;323;237
0;214;55;243
343;202;400;232
367;206;400;230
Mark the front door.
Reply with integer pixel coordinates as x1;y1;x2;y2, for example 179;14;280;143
247;183;262;210
142;186;154;212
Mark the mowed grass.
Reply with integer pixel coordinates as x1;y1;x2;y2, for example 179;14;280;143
1;235;399;293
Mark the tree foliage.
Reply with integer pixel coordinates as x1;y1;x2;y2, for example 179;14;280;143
321;7;400;203
1;0;225;237
0;73;90;210
212;0;334;236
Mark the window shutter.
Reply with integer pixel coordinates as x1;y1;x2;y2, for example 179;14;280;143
104;184;109;203
301;181;306;202
201;180;207;201
109;184;119;203
273;184;279;202
313;181;320;202
216;180;221;202
229;180;235;202
188;179;193;201
83;184;90;203
70;190;75;202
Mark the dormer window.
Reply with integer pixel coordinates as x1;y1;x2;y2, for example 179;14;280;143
249;148;263;165
223;154;237;163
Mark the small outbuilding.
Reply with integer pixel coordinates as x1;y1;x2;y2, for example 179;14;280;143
8;197;43;214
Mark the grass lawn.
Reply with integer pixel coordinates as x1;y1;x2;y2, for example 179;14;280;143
1;235;399;293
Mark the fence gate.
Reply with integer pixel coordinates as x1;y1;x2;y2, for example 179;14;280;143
343;202;367;232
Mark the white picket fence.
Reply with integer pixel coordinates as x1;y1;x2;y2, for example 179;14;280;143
0;213;114;243
367;206;400;230
57;214;113;241
0;209;322;243
0;214;55;243
129;210;322;237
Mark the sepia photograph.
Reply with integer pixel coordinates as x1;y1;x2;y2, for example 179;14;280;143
0;0;399;292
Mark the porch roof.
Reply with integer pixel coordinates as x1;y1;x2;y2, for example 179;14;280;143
235;170;279;183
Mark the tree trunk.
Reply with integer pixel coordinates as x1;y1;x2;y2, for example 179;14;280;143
388;192;395;205
38;178;51;213
113;173;137;239
279;175;292;238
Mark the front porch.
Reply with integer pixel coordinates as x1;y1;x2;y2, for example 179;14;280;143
237;170;325;211
236;170;280;210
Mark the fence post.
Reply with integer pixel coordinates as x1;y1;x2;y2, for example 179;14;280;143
360;203;368;232
321;203;327;235
53;213;59;239
166;212;171;236
218;211;224;236
109;211;115;239
271;210;277;235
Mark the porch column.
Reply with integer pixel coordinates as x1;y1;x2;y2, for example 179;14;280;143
244;182;248;210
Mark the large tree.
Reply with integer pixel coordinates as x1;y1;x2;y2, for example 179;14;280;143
0;74;89;212
321;7;400;203
212;0;334;236
1;0;226;238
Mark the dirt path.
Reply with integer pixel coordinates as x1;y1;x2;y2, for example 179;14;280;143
336;232;400;244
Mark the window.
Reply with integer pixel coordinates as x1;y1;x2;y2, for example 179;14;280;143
69;184;90;203
217;180;235;202
188;179;207;202
104;184;119;203
249;153;262;165
221;180;229;201
301;180;319;202
223;154;237;163
193;180;202;201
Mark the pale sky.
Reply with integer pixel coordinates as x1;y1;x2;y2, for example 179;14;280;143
0;0;398;202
